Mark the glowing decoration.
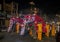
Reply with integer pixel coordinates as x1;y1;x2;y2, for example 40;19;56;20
29;1;35;5
7;16;16;32
16;22;20;33
37;23;42;40
15;16;23;34
29;29;33;36
45;22;50;38
21;24;24;27
57;22;60;32
51;22;56;37
33;14;46;33
20;24;25;35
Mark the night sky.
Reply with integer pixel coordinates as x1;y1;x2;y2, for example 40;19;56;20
19;0;60;14
0;0;60;14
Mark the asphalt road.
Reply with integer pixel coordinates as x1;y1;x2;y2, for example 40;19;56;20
0;32;56;42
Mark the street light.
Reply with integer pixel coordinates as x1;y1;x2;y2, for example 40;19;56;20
29;1;35;5
29;1;35;10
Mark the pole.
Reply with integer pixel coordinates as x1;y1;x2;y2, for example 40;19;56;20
16;3;18;17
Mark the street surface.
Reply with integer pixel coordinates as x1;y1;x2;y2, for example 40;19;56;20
0;32;56;42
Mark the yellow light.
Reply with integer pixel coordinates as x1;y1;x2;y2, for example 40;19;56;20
29;1;35;5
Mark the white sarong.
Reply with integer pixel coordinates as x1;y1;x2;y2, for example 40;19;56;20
20;26;25;35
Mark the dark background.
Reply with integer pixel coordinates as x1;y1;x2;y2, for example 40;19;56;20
0;0;60;14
